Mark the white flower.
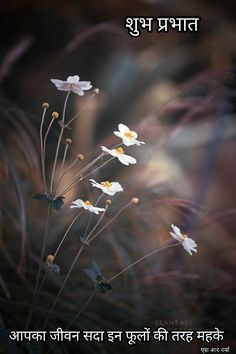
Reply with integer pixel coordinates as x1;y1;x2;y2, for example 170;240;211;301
89;179;123;196
169;224;197;256
114;123;145;146
70;199;105;214
101;146;137;166
50;75;92;96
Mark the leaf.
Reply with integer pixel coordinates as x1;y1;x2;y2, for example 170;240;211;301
33;194;51;204
51;264;60;274
51;197;64;210
84;269;97;283
92;261;102;277
33;194;64;210
85;261;112;293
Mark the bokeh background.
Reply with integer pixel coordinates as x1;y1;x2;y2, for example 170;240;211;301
1;0;236;353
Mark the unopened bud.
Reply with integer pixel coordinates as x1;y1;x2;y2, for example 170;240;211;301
77;154;84;161
94;88;99;94
65;138;72;145
47;254;54;264
42;102;49;109
52;111;59;119
106;199;112;205
131;197;139;204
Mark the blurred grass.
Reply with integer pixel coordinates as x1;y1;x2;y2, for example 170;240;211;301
1;1;236;353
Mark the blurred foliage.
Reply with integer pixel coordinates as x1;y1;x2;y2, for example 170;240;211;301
0;0;236;353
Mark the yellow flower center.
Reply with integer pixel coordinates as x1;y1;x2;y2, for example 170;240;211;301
115;147;125;154
84;200;92;206
101;181;112;188
124;131;135;139
181;233;188;240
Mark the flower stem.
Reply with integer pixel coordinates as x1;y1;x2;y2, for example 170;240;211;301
46;242;180;352
54;158;78;194
108;242;180;282
50;91;70;195
83;193;104;239
53;143;69;191
42;244;84;330
45;290;96;354
60;157;114;197
24;204;51;331
65;92;96;128
85;203;108;243
54;211;84;259
88;200;133;244
43;117;54;193
35;210;84;300
40;107;48;193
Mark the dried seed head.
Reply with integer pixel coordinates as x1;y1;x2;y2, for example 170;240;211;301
77;154;84;161
52;111;59;119
131;197;139;204
106;199;112;205
94;88;99;94
42;102;49;109
47;255;54;263
65;138;72;145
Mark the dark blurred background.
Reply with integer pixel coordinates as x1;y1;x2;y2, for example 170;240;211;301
0;1;236;353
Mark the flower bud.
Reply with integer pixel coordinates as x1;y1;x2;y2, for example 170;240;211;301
47;255;54;264
77;154;84;161
65;138;72;145
131;197;139;204
52;111;59;119
42;102;49;109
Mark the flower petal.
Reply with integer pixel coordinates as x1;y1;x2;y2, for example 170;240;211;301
71;86;85;96
113;131;123;138
67;75;80;83
79;81;92;90
118;123;129;133
117;154;129;165
171;224;182;236
70;199;84;208
122;154;137;165
169;231;181;241
122;138;136;146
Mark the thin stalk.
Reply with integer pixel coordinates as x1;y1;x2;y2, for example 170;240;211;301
53;211;84;259
88;200;133;244
43;117;54;194
85;203;108;243
108;242;180;282
50;91;70;195
42;244;84;330
54;143;69;190
54;158;78;193
67;290;97;328
45;290;97;354
83;193;104;239
35;210;84;300
48;242;180;350
64;92;96;128
40;107;48;193
80;157;115;181
24;204;52;331
55;154;104;198
60;157;114;197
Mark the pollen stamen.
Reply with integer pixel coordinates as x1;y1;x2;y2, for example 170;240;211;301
115;147;125;154
101;181;112;188
124;131;135;139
